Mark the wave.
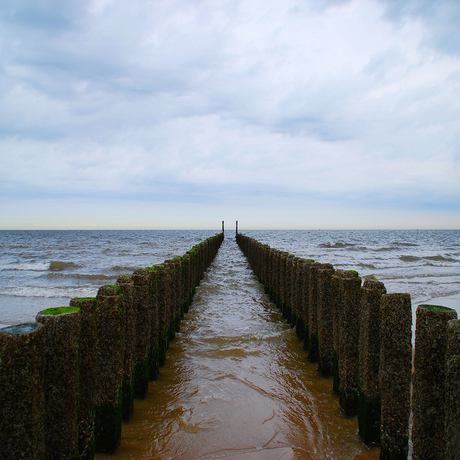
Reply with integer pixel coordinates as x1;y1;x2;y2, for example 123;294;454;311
49;261;81;271
318;242;355;249
390;241;419;247
0;262;49;271
43;273;117;282
111;265;137;273
399;256;422;262
2;286;97;298
424;255;457;263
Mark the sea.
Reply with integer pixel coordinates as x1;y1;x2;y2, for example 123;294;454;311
1;229;459;329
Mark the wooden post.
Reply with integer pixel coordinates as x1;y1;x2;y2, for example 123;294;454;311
380;293;412;460
236;220;238;235
412;305;457;460
36;307;81;460
0;323;46;459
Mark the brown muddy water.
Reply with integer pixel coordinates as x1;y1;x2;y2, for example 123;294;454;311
96;238;380;460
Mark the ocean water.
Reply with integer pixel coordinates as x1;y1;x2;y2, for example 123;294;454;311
1;229;459;327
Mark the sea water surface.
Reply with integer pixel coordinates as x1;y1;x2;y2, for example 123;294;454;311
1;230;459;459
1;229;459;326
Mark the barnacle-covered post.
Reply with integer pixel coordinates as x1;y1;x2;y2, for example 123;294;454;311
70;297;98;460
117;275;136;419
358;279;386;446
445;319;460;460
317;265;335;376
308;262;323;362
412;305;457;460
132;269;151;398
338;271;362;415
95;284;124;453
36;306;81;460
0;323;46;459
155;264;169;366
147;267;160;380
380;293;412;460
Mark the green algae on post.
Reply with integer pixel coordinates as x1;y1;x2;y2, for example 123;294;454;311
40;306;80;316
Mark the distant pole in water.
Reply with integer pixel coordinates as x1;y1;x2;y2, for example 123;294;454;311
222;221;224;234
236;221;238;235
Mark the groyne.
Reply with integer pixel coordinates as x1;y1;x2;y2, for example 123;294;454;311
236;233;460;459
0;233;224;460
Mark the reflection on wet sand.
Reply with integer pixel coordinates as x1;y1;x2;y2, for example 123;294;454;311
96;238;380;460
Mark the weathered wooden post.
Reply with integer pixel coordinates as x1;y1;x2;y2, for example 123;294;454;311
380;293;412;460
0;323;46;459
308;262;323;363
317;265;335;376
117;275;136;419
36;307;81;460
70;297;98;460
339;272;362;415
155;264;169;366
132;269;151;398
445;319;460;460
358;279;386;446
95;285;124;453
412;305;457;460
236;220;238;235
147;268;160;380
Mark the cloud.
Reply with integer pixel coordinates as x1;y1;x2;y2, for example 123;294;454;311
0;0;459;229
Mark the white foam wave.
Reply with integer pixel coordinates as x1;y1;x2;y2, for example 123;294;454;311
0;262;50;271
2;286;97;298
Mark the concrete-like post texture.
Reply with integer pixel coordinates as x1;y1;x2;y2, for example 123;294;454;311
284;255;294;323
308;262;324;363
412;305;458;460
317;265;335;377
36;307;81;460
445;319;460;460
358;279;387;446
380;293;412;460
301;260;314;351
147;268;160;381
155;264;169;366
117;275;136;420
132;269;151;398
0;323;46;460
95;285;124;453
70;297;98;460
339;273;362;416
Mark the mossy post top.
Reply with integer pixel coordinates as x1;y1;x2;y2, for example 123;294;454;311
37;306;80;317
418;304;457;313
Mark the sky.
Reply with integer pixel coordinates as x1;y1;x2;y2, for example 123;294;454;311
0;0;459;230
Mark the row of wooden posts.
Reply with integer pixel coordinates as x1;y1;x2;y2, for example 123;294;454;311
0;233;224;460
236;233;460;460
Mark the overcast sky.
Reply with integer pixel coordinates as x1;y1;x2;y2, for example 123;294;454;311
1;0;459;230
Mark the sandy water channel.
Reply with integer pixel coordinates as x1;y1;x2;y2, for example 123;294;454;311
97;237;380;460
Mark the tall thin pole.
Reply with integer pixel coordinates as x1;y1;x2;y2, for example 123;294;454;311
222;221;224;234
236;221;238;235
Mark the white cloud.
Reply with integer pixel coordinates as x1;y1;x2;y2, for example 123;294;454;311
0;0;459;229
